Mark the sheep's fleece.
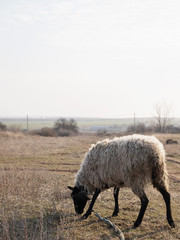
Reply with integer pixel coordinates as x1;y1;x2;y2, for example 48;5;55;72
75;134;168;196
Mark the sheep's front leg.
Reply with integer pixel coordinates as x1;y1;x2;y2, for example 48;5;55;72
82;188;101;219
112;187;120;216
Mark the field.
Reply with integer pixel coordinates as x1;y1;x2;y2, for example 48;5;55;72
0;132;180;239
1;117;138;134
0;117;161;131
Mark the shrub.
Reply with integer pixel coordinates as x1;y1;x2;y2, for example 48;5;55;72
127;122;153;134
54;118;78;136
40;127;57;137
0;122;7;131
96;129;108;136
56;129;75;137
7;124;21;133
31;128;57;137
166;125;180;133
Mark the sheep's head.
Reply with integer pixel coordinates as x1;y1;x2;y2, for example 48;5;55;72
68;186;90;214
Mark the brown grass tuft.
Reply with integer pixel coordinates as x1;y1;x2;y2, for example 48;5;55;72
0;131;25;139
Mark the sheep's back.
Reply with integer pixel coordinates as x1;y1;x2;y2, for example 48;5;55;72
76;135;166;193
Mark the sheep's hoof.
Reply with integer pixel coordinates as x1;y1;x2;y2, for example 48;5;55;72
81;213;90;220
169;220;175;228
133;221;141;228
81;215;87;220
112;212;119;217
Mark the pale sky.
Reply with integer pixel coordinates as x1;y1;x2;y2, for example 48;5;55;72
1;0;180;118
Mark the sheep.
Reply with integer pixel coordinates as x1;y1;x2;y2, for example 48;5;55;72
68;134;175;228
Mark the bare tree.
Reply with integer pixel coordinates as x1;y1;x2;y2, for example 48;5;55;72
54;118;78;136
153;102;174;133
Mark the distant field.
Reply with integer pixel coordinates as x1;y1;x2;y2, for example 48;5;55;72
0;117;162;132
0;117;137;130
0;132;179;239
1;117;180;132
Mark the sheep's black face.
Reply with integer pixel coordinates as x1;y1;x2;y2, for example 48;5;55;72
68;186;89;214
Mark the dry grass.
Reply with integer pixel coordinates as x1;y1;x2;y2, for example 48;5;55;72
0;133;179;239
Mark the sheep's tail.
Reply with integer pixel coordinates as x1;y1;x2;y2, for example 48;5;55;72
151;157;169;191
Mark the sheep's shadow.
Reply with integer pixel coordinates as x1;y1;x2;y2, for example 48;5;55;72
62;212;99;229
124;225;170;240
75;213;176;240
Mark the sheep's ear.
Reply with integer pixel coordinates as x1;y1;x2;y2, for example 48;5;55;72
68;186;74;191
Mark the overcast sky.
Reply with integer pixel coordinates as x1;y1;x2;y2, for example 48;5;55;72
1;0;180;118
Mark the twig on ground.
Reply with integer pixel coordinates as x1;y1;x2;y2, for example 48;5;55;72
94;212;125;240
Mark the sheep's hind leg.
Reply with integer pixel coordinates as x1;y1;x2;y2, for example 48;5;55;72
112;187;120;216
157;186;175;228
134;192;149;228
82;188;101;219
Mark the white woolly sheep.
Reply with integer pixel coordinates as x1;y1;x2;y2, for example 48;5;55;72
68;134;175;228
